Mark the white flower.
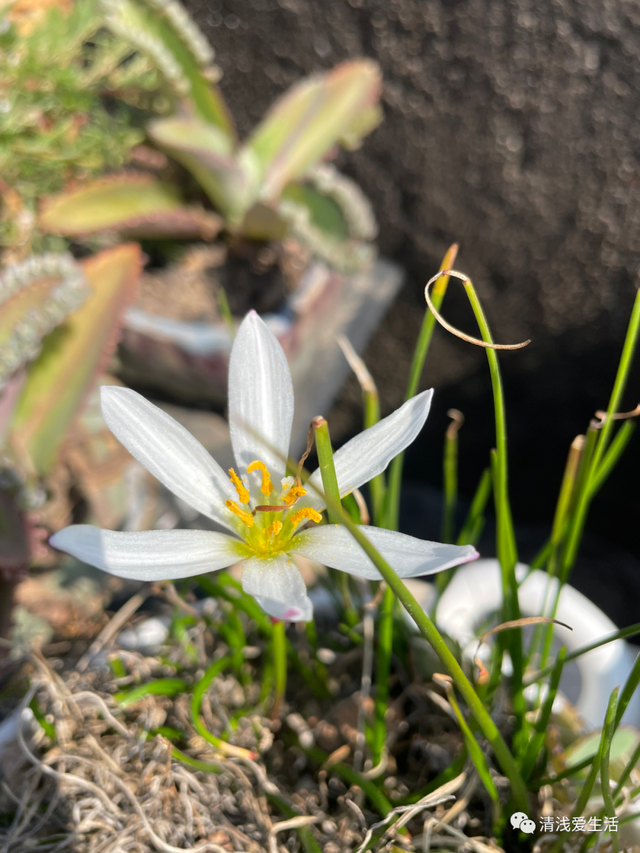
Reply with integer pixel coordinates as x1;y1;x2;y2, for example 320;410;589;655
50;312;478;621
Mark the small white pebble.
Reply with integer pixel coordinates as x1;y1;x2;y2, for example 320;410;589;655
317;648;336;665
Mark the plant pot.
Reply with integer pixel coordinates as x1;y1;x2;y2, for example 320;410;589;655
118;258;402;456
403;560;640;731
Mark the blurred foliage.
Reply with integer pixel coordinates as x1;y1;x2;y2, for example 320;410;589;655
0;0;165;254
29;0;382;273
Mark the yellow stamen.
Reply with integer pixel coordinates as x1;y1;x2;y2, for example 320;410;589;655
283;485;307;505
228;468;250;504
266;520;283;539
225;500;254;527
289;508;322;528
247;460;273;496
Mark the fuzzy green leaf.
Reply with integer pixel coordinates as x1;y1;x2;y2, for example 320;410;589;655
244;59;382;200
39;174;221;239
278;180;376;272
102;0;234;136
0;254;89;389
9;244;143;476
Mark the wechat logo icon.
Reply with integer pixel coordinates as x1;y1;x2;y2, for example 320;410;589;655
511;812;536;834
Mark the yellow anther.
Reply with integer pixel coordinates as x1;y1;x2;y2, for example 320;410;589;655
247;460;273;496
225;500;254;527
228;468;250;504
283;485;307;505
289;508;322;528
266;520;283;539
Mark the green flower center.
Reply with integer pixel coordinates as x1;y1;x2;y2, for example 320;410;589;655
225;461;322;558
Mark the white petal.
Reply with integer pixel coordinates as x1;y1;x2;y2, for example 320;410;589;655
242;554;313;622
304;390;434;511
228;312;294;481
101;386;236;528
50;525;243;581
291;524;478;580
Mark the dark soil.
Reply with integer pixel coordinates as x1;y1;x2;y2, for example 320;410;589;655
135;241;307;322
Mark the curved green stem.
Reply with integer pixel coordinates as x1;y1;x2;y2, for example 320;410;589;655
385;244;458;530
320;489;529;813
272;619;287;719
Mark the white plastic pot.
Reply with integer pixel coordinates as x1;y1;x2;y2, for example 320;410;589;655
404;559;640;729
119;259;402;459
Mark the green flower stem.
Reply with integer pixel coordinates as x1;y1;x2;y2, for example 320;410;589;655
108;654;127;678
312;416;342;524
462;273;525;738
313;416;360;625
318;489;529;812
385;244;459;531
372;584;394;764
316;415;388;762
305;619;319;653
464;277;519;623
272;619;287;719
569;690;623;853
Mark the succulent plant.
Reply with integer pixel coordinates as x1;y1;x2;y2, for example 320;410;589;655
0;243;142;640
39;173;221;241
0;253;89;391
6;244;143;477
37;0;382;273
0;0;167;256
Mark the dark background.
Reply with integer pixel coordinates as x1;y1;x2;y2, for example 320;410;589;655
183;0;640;626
